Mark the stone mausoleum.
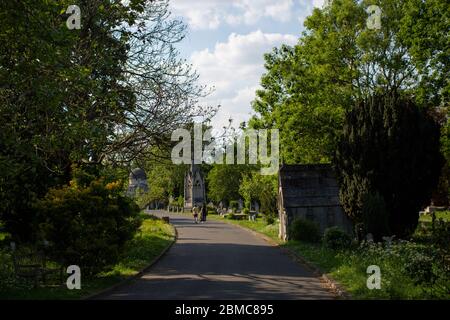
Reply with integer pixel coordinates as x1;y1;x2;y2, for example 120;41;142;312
127;168;149;198
278;164;353;240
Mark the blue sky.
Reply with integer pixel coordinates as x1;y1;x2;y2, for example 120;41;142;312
169;0;326;130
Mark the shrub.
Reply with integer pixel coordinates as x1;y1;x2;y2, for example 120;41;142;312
430;215;450;258
229;201;239;212
264;213;276;225
0;248;16;291
242;208;250;215
289;218;320;243
323;227;352;250
34;173;141;276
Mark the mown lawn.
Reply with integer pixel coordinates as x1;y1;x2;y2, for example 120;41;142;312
0;214;175;300
210;213;449;300
208;214;280;242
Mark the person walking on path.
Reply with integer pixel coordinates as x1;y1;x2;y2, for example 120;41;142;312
200;203;207;223
192;205;199;224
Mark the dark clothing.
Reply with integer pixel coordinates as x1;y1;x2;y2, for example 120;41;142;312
201;206;207;222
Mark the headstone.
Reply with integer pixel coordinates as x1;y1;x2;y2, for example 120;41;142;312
382;235;395;247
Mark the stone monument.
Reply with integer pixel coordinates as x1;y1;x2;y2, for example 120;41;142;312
184;164;206;209
127;168;149;198
278;164;353;240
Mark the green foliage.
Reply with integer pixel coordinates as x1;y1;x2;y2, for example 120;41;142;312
0;0;209;241
346;241;449;298
207;165;249;204
242;208;250;215
176;196;185;208
239;173;277;214
335;94;444;238
229;201;239;212
289;218;321;243
430;214;450;261
264;214;276;226
362;192;390;241
0;216;175;299
250;0;449;164
143;152;188;206
34;171;141;276
323;227;352;250
399;0;450;107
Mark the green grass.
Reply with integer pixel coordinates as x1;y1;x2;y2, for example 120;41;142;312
208;214;280;242
0;215;175;300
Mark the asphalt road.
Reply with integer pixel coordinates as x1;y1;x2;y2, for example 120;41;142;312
96;211;334;300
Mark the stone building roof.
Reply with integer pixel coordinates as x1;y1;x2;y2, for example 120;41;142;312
279;164;341;209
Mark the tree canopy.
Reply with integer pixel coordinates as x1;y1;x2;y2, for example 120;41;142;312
0;0;211;240
250;0;449;164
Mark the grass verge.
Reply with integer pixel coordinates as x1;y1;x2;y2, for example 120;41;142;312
208;214;280;243
0;214;175;299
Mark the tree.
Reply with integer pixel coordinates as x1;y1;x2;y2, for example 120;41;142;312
34;167;141;276
334;94;444;238
141;159;187;207
207;165;249;205
239;172;277;214
250;0;449;164
0;0;211;240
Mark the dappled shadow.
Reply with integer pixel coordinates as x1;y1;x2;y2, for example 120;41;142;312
100;275;332;300
96;242;333;300
96;211;333;300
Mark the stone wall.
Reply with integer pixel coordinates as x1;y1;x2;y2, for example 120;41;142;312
278;164;353;240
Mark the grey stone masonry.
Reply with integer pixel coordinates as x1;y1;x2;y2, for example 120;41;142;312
278;164;353;240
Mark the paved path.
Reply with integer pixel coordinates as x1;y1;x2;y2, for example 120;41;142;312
97;211;334;300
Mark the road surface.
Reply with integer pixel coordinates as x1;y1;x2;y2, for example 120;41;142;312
96;211;334;300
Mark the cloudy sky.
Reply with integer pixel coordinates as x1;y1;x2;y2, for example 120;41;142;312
169;0;326;130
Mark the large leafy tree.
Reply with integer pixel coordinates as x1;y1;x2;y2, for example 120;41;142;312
239;172;277;214
335;94;444;238
0;0;211;240
207;164;250;205
250;0;449;164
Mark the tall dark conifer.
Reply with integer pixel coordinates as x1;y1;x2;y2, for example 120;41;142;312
335;94;444;238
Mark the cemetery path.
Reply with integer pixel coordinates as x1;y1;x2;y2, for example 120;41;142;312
96;211;334;300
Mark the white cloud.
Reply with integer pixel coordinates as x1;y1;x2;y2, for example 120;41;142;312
171;0;296;30
312;0;325;8
191;31;297;130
